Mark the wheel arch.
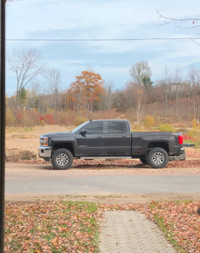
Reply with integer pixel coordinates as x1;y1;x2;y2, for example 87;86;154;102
52;142;75;156
148;142;169;154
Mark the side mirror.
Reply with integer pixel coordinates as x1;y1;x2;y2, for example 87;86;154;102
80;129;87;136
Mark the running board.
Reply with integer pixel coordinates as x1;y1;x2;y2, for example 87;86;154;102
80;156;132;160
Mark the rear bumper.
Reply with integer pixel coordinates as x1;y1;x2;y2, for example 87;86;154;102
169;147;186;161
38;146;52;158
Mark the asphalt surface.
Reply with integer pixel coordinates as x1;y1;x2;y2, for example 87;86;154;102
5;163;200;195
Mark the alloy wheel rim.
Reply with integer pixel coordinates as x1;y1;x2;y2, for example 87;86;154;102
56;153;69;166
152;152;165;165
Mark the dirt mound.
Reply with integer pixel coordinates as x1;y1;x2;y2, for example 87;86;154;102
5;148;37;162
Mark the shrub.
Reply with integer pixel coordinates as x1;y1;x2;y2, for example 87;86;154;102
144;116;155;129
39;114;55;125
45;114;55;124
191;119;197;129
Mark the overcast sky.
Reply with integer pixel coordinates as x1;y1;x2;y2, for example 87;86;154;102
6;0;200;95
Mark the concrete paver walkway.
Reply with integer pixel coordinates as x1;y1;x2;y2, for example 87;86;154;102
99;211;176;253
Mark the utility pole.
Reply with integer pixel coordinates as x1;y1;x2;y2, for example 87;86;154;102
0;0;6;252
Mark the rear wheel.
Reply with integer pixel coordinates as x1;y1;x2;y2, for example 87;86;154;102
147;147;169;168
51;148;73;170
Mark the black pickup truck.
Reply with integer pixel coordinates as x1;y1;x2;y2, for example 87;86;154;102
38;119;186;169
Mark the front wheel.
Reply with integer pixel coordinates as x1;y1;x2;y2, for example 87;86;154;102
51;148;73;170
147;147;169;168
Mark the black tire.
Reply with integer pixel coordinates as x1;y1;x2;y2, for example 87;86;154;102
147;147;169;168
140;157;148;165
51;148;73;170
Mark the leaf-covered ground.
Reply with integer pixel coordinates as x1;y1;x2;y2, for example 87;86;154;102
143;201;200;253
5;201;200;253
5;202;99;253
114;201;200;253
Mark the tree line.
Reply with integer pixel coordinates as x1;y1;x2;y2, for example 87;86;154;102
6;48;200;126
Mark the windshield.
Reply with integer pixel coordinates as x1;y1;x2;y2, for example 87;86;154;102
71;121;89;133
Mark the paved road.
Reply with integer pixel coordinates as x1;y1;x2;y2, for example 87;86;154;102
5;163;200;196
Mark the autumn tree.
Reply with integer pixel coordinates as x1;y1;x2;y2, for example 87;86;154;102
112;90;128;112
187;67;200;122
7;49;44;110
104;81;113;111
18;87;27;106
170;69;183;120
157;68;172;118
128;61;153;123
126;82;145;123
67;71;104;114
26;82;43;111
45;68;61;111
129;61;153;87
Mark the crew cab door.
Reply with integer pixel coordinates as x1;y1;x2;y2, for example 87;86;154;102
103;121;131;155
76;121;105;156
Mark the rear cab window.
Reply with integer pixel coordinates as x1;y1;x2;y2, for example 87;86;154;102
105;121;127;134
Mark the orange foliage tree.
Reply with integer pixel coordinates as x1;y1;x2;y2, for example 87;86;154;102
67;71;104;112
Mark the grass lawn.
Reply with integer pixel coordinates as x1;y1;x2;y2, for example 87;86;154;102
5;201;200;253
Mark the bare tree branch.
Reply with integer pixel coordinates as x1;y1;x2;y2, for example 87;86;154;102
7;49;45;109
156;8;200;29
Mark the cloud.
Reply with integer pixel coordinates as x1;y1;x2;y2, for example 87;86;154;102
6;0;200;94
4;0;171;39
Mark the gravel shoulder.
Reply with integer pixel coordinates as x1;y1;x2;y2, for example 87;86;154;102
6;161;200;176
5;193;200;204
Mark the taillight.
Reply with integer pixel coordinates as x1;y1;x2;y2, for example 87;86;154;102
178;135;183;145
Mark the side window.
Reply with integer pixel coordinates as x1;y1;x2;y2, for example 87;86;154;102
106;121;127;134
83;121;103;134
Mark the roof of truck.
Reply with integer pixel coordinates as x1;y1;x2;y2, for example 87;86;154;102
90;119;128;122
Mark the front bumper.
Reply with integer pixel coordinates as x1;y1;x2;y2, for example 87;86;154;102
38;146;52;158
169;147;186;161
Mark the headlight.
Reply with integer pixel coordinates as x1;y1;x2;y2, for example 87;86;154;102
40;136;49;146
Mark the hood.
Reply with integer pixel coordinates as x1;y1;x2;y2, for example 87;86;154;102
41;131;75;138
